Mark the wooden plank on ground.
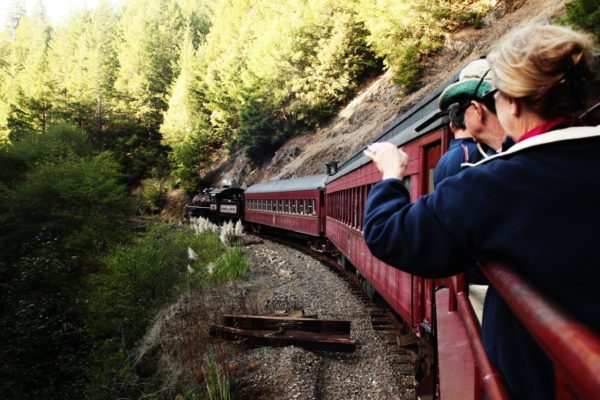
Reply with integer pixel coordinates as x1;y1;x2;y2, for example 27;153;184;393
209;325;356;352
222;314;351;336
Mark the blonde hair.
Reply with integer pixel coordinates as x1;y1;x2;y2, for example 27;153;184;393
487;23;596;118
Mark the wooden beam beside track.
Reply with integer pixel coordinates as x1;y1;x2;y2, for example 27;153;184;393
222;314;351;335
210;314;356;352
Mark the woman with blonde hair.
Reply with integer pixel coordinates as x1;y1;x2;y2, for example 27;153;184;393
363;23;599;399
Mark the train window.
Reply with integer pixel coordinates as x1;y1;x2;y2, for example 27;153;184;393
358;186;364;230
284;200;289;213
291;200;296;214
307;199;313;215
352;188;357;228
345;190;349;225
342;191;346;222
312;199;317;215
299;200;305;215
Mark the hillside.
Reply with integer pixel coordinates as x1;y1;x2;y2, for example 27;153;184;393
212;0;567;188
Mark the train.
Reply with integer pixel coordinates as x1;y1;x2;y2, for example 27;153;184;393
185;63;600;400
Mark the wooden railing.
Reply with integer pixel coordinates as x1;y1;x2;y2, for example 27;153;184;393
440;261;600;399
443;274;510;400
479;261;600;399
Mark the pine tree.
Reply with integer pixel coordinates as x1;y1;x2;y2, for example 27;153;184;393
160;26;201;147
114;0;185;128
2;5;53;138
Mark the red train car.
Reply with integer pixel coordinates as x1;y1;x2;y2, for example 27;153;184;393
244;174;328;237
325;77;487;397
325;84;449;334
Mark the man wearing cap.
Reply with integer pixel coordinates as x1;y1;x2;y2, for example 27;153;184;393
435;58;507;319
433;103;479;186
438;59;508;160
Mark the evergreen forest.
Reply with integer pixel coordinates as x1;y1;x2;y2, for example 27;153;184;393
0;0;597;398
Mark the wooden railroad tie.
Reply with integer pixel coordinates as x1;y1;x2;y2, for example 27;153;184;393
209;314;356;352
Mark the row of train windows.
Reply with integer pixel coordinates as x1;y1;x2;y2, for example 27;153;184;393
327;177;410;231
327;185;372;230
247;199;317;216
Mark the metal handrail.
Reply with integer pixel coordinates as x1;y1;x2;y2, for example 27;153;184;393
479;260;600;399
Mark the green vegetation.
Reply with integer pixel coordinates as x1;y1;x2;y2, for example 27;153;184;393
0;122;247;398
0;0;491;191
136;177;169;214
85;223;235;398
561;0;600;42
203;349;231;400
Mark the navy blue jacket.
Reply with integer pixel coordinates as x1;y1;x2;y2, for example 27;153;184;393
433;137;479;186
363;127;600;399
434;137;487;284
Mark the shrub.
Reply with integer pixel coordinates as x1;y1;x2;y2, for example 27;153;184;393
355;0;490;92
208;246;248;284
560;0;600;42
136;177;168;214
87;223;223;343
8;123;95;167
1;152;130;257
219;220;245;246
0;239;89;399
85;223;227;398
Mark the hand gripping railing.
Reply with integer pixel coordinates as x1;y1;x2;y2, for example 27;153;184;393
478;260;600;399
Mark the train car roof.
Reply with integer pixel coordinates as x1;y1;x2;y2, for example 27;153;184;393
209;187;244;197
328;70;460;183
246;174;329;194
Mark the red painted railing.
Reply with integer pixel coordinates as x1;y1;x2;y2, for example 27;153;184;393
479;261;600;399
444;274;510;400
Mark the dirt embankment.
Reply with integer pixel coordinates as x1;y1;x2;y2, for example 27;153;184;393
208;0;567;190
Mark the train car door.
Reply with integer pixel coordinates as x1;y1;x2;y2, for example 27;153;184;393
413;130;444;333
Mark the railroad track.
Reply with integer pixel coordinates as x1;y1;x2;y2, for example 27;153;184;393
255;232;421;378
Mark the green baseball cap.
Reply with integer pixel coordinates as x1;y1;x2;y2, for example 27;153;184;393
438;58;495;111
438;78;494;110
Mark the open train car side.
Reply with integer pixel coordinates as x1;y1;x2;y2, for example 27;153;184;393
244;174;328;237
